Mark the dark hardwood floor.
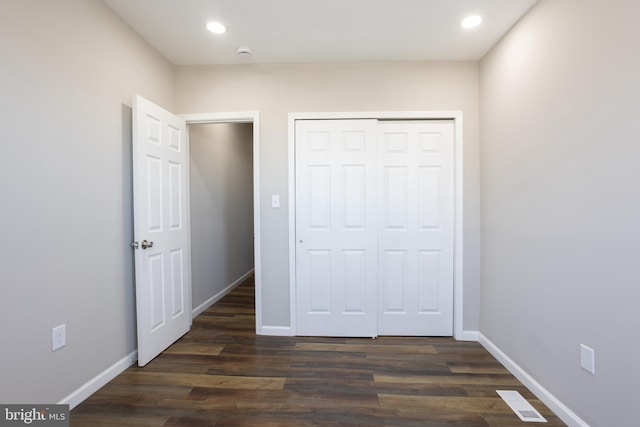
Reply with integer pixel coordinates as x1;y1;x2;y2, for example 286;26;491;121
71;275;566;426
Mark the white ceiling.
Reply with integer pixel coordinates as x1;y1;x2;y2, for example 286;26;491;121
101;0;538;66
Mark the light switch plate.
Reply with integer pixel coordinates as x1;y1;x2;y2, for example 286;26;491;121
271;195;280;208
580;344;595;374
52;324;66;351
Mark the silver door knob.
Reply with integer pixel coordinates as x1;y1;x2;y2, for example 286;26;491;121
141;240;154;249
131;241;139;249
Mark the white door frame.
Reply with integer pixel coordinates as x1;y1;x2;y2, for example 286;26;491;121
179;111;263;334
288;111;466;340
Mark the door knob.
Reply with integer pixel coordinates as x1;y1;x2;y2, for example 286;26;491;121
141;240;154;249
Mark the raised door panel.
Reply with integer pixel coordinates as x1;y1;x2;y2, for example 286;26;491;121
145;155;163;232
343;250;366;313
168;161;182;230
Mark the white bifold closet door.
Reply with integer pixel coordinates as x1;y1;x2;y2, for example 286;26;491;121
295;119;453;337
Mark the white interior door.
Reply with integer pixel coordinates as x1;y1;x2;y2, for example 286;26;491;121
295;119;454;337
377;121;453;336
132;95;191;366
295;120;379;336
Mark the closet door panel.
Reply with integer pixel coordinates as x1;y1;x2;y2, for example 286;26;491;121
295;120;378;337
378;121;454;336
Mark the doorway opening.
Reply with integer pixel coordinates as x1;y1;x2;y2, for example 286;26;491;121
189;122;255;318
182;112;262;333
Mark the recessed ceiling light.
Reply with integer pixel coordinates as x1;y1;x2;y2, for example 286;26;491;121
460;15;482;29
206;21;226;34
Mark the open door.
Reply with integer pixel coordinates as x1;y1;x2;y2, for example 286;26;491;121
132;95;191;366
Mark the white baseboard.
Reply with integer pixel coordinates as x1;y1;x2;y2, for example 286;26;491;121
456;330;479;341
478;333;589;427
260;325;293;336
192;269;254;318
59;350;137;410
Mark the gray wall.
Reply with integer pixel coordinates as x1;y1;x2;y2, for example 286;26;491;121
175;62;482;331
479;0;640;425
0;0;174;404
0;2;481;406
189;123;254;310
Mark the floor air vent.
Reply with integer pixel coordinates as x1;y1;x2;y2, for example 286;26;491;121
497;390;547;423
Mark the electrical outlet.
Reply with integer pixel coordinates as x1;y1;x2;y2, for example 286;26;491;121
52;324;66;351
580;344;595;374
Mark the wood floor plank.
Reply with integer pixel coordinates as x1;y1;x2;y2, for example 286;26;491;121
447;362;511;374
71;275;566;426
164;342;225;356
462;383;536;398
133;362;211;375
374;373;523;386
71;383;193;402
284;377;470;398
181;388;381;410
378;394;566;426
163;417;313;427
379;394;513;414
112;371;285;390
295;342;438;354
70;414;169;427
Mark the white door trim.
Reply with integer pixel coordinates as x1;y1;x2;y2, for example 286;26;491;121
288;111;465;339
179;111;263;334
